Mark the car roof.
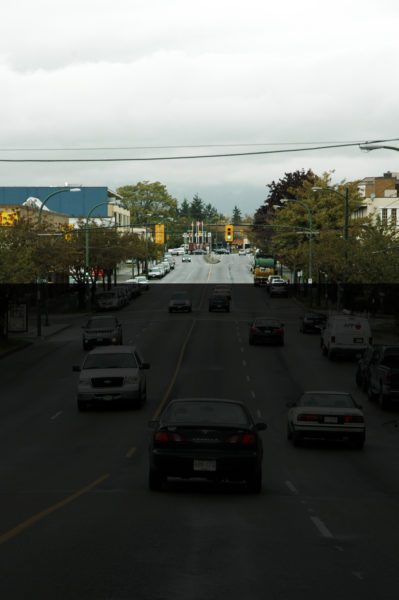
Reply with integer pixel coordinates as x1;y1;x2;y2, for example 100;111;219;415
167;397;247;406
88;345;138;355
88;314;117;319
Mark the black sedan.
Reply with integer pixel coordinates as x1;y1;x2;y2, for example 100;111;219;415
249;318;284;346
209;293;230;312
148;398;266;492
300;312;327;333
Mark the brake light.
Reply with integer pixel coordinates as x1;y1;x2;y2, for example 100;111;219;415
227;433;256;445
297;414;319;422
275;328;284;335
154;431;185;442
251;326;258;333
343;415;364;423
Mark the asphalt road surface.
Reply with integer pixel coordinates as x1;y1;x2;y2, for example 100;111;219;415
1;254;399;599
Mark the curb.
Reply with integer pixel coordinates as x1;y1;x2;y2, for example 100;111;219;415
0;323;72;359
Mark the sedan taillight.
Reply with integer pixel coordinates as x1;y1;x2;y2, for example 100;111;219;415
297;414;319;422
154;431;185;443
343;415;364;423
227;433;256;445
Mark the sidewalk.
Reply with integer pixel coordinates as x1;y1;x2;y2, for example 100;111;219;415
0;311;90;359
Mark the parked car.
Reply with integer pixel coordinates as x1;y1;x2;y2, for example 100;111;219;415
168;291;192;313
366;345;399;409
82;315;123;351
249;317;284;346
125;276;150;290
321;314;372;360
238;249;246;256
182;255;191;262
95;290;123;311
148;397;267;492
209;293;230;312
287;391;365;448
73;346;150;411
148;267;163;279
300;311;327;333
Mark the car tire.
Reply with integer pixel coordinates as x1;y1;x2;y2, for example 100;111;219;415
353;437;365;450
292;431;302;447
168;309;172;313
83;341;91;351
77;401;88;412
246;469;262;493
149;468;165;491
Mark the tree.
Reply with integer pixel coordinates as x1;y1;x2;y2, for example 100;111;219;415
232;206;242;225
190;194;205;221
117;181;178;226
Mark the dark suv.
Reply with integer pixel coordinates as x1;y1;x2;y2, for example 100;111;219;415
82;315;123;350
209;293;230;312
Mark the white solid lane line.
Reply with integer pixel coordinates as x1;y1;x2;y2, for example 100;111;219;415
50;411;63;420
310;516;333;539
285;480;298;494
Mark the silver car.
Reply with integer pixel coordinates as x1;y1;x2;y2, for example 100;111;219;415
82;315;123;350
73;346;150;411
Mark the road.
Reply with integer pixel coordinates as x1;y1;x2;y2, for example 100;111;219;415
1;254;399;599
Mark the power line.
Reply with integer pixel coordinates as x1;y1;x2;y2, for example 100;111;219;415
0;138;398;163
0;138;390;152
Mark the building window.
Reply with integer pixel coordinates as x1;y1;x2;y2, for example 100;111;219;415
391;208;397;226
381;208;388;226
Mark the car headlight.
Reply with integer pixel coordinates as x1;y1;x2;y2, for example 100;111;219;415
125;376;138;384
79;378;92;387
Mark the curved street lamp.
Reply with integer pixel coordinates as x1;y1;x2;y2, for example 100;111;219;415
359;144;399;152
36;187;81;337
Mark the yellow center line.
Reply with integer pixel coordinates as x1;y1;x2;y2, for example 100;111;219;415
153;319;197;419
0;473;110;546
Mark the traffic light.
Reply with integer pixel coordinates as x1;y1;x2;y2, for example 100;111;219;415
224;224;234;242
154;224;165;244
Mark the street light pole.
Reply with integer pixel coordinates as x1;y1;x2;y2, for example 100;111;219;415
36;187;80;337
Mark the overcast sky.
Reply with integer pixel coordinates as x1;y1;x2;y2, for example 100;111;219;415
1;0;399;216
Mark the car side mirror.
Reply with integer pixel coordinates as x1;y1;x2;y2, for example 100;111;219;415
72;365;81;372
255;422;267;431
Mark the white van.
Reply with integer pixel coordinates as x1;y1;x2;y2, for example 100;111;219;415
321;314;372;360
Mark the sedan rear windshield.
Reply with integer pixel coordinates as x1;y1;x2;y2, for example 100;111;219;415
299;394;355;408
86;318;116;329
83;353;138;369
163;401;250;425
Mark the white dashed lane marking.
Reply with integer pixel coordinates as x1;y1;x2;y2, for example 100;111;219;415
50;411;63;420
310;516;333;539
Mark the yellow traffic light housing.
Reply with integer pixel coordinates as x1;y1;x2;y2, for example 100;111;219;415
224;224;234;242
154;224;165;244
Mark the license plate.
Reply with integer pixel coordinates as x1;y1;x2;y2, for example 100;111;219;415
354;338;364;343
324;416;338;424
101;395;114;401
193;460;216;472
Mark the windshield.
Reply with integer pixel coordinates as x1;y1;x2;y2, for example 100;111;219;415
299;393;355;408
86;318;116;329
83;353;138;369
163;401;249;425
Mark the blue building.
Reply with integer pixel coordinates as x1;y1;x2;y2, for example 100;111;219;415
0;186;122;218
